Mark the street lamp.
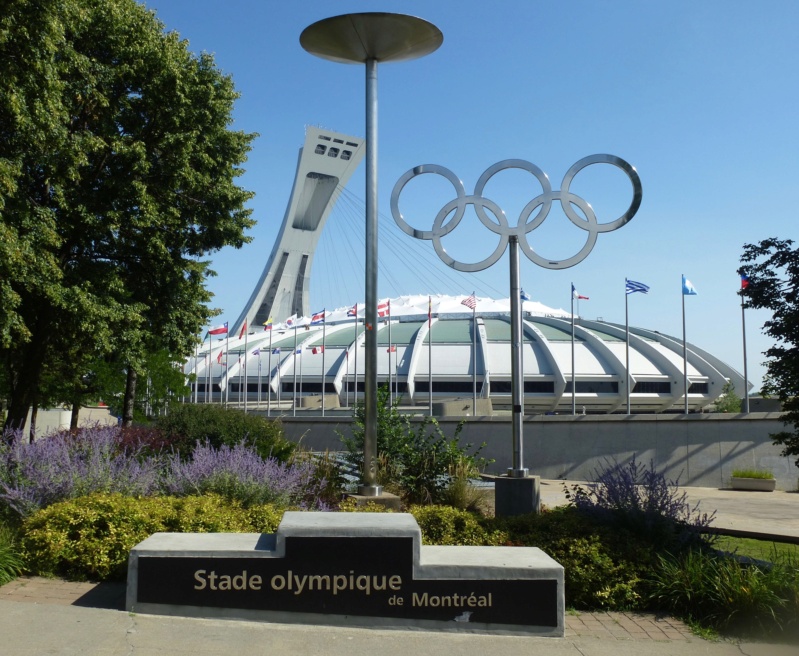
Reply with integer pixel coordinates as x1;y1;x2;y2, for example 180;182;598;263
301;13;443;496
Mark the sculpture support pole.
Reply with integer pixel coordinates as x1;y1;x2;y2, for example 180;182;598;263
361;57;380;495
508;236;528;477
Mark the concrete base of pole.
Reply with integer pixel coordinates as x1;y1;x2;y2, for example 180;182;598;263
356;484;384;498
346;491;402;511
489;475;540;517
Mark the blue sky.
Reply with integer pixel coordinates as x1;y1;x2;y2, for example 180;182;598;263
142;0;799;391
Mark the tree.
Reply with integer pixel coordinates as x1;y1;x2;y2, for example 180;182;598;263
739;238;799;466
0;0;256;429
713;381;742;414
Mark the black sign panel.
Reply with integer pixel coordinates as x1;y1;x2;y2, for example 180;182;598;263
135;535;558;627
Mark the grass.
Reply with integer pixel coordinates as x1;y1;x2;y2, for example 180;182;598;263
714;535;799;562
731;468;774;479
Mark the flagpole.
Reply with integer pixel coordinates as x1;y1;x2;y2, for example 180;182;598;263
741;282;750;413
257;350;262;409
625;280;631;415
682;275;689;414
322;311;327;417
193;338;199;404
354;304;358;409
205;334;211;404
571;283;576;415
388;299;392;407
293;325;298;417
243;325;249;413
267;328;273;417
224;332;229;407
472;298;477;416
428;296;433;416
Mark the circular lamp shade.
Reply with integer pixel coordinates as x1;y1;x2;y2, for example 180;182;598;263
301;12;443;64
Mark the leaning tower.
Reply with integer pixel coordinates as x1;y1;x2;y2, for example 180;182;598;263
230;126;365;334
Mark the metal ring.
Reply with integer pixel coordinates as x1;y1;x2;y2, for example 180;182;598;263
390;155;641;272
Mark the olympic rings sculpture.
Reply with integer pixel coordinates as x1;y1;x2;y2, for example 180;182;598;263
390;154;642;271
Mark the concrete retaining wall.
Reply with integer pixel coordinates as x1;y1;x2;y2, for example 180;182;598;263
271;412;799;491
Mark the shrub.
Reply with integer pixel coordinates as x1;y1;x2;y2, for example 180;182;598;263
155;404;293;461
0;427;161;518
0;523;23;585
409;505;505;546
493;506;648;609
564;456;715;551
340;386;490;504
161;440;329;509
22;493;175;580
650;550;799;637
21;493;286;581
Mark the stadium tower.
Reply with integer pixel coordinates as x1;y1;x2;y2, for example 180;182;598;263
230;126;365;335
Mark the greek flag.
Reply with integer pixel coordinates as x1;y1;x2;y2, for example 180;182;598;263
625;279;649;295
520;289;531;301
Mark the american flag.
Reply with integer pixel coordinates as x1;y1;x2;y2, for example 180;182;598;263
461;293;477;310
347;304;358;317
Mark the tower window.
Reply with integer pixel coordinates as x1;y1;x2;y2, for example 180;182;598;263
314;145;327;155
341;150;352;160
328;147;340;158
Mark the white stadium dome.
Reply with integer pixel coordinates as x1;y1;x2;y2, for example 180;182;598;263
188;293;747;415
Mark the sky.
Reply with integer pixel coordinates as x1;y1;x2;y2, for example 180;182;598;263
141;0;799;392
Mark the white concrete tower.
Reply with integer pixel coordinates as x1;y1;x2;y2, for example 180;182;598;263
231;126;365;334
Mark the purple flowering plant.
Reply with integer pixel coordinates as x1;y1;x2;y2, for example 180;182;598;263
0;427;331;518
0;426;161;518
564;456;715;547
162;440;330;510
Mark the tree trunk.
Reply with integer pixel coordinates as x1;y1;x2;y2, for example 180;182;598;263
123;367;137;427
70;397;80;432
29;404;38;443
4;316;51;433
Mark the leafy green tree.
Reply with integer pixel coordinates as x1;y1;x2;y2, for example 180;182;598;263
739;238;799;466
0;0;256;430
714;381;742;414
340;386;490;504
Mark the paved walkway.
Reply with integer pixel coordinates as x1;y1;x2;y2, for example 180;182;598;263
0;482;797;654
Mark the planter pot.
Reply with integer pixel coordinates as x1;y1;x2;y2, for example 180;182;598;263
730;477;777;492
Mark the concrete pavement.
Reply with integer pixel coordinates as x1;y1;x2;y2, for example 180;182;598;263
0;481;797;654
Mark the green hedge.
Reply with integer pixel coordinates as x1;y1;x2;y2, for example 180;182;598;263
155;404;294;460
21;493;283;581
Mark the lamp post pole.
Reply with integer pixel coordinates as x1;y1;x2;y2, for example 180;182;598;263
301;13;442;496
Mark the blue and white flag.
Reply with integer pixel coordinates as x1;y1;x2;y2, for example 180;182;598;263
682;276;698;296
520;288;531;301
625;279;650;295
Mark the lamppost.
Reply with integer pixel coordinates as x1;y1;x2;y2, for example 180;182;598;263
301;13;442;497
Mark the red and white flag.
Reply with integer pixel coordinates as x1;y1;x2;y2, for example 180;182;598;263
312;346;325;355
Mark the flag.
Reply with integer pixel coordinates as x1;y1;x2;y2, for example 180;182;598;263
428;296;432;323
461;292;477;310
209;322;228;335
263;316;273;330
572;284;589;300
387;345;396;352
740;274;749;289
311;310;327;325
295;348;302;354
272;348;281;355
625;279;649;295
682;276;698;296
378;301;390;318
347;304;358;317
312;346;325;355
217;351;223;363
238;320;248;340
251;348;260;356
520;289;531;301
